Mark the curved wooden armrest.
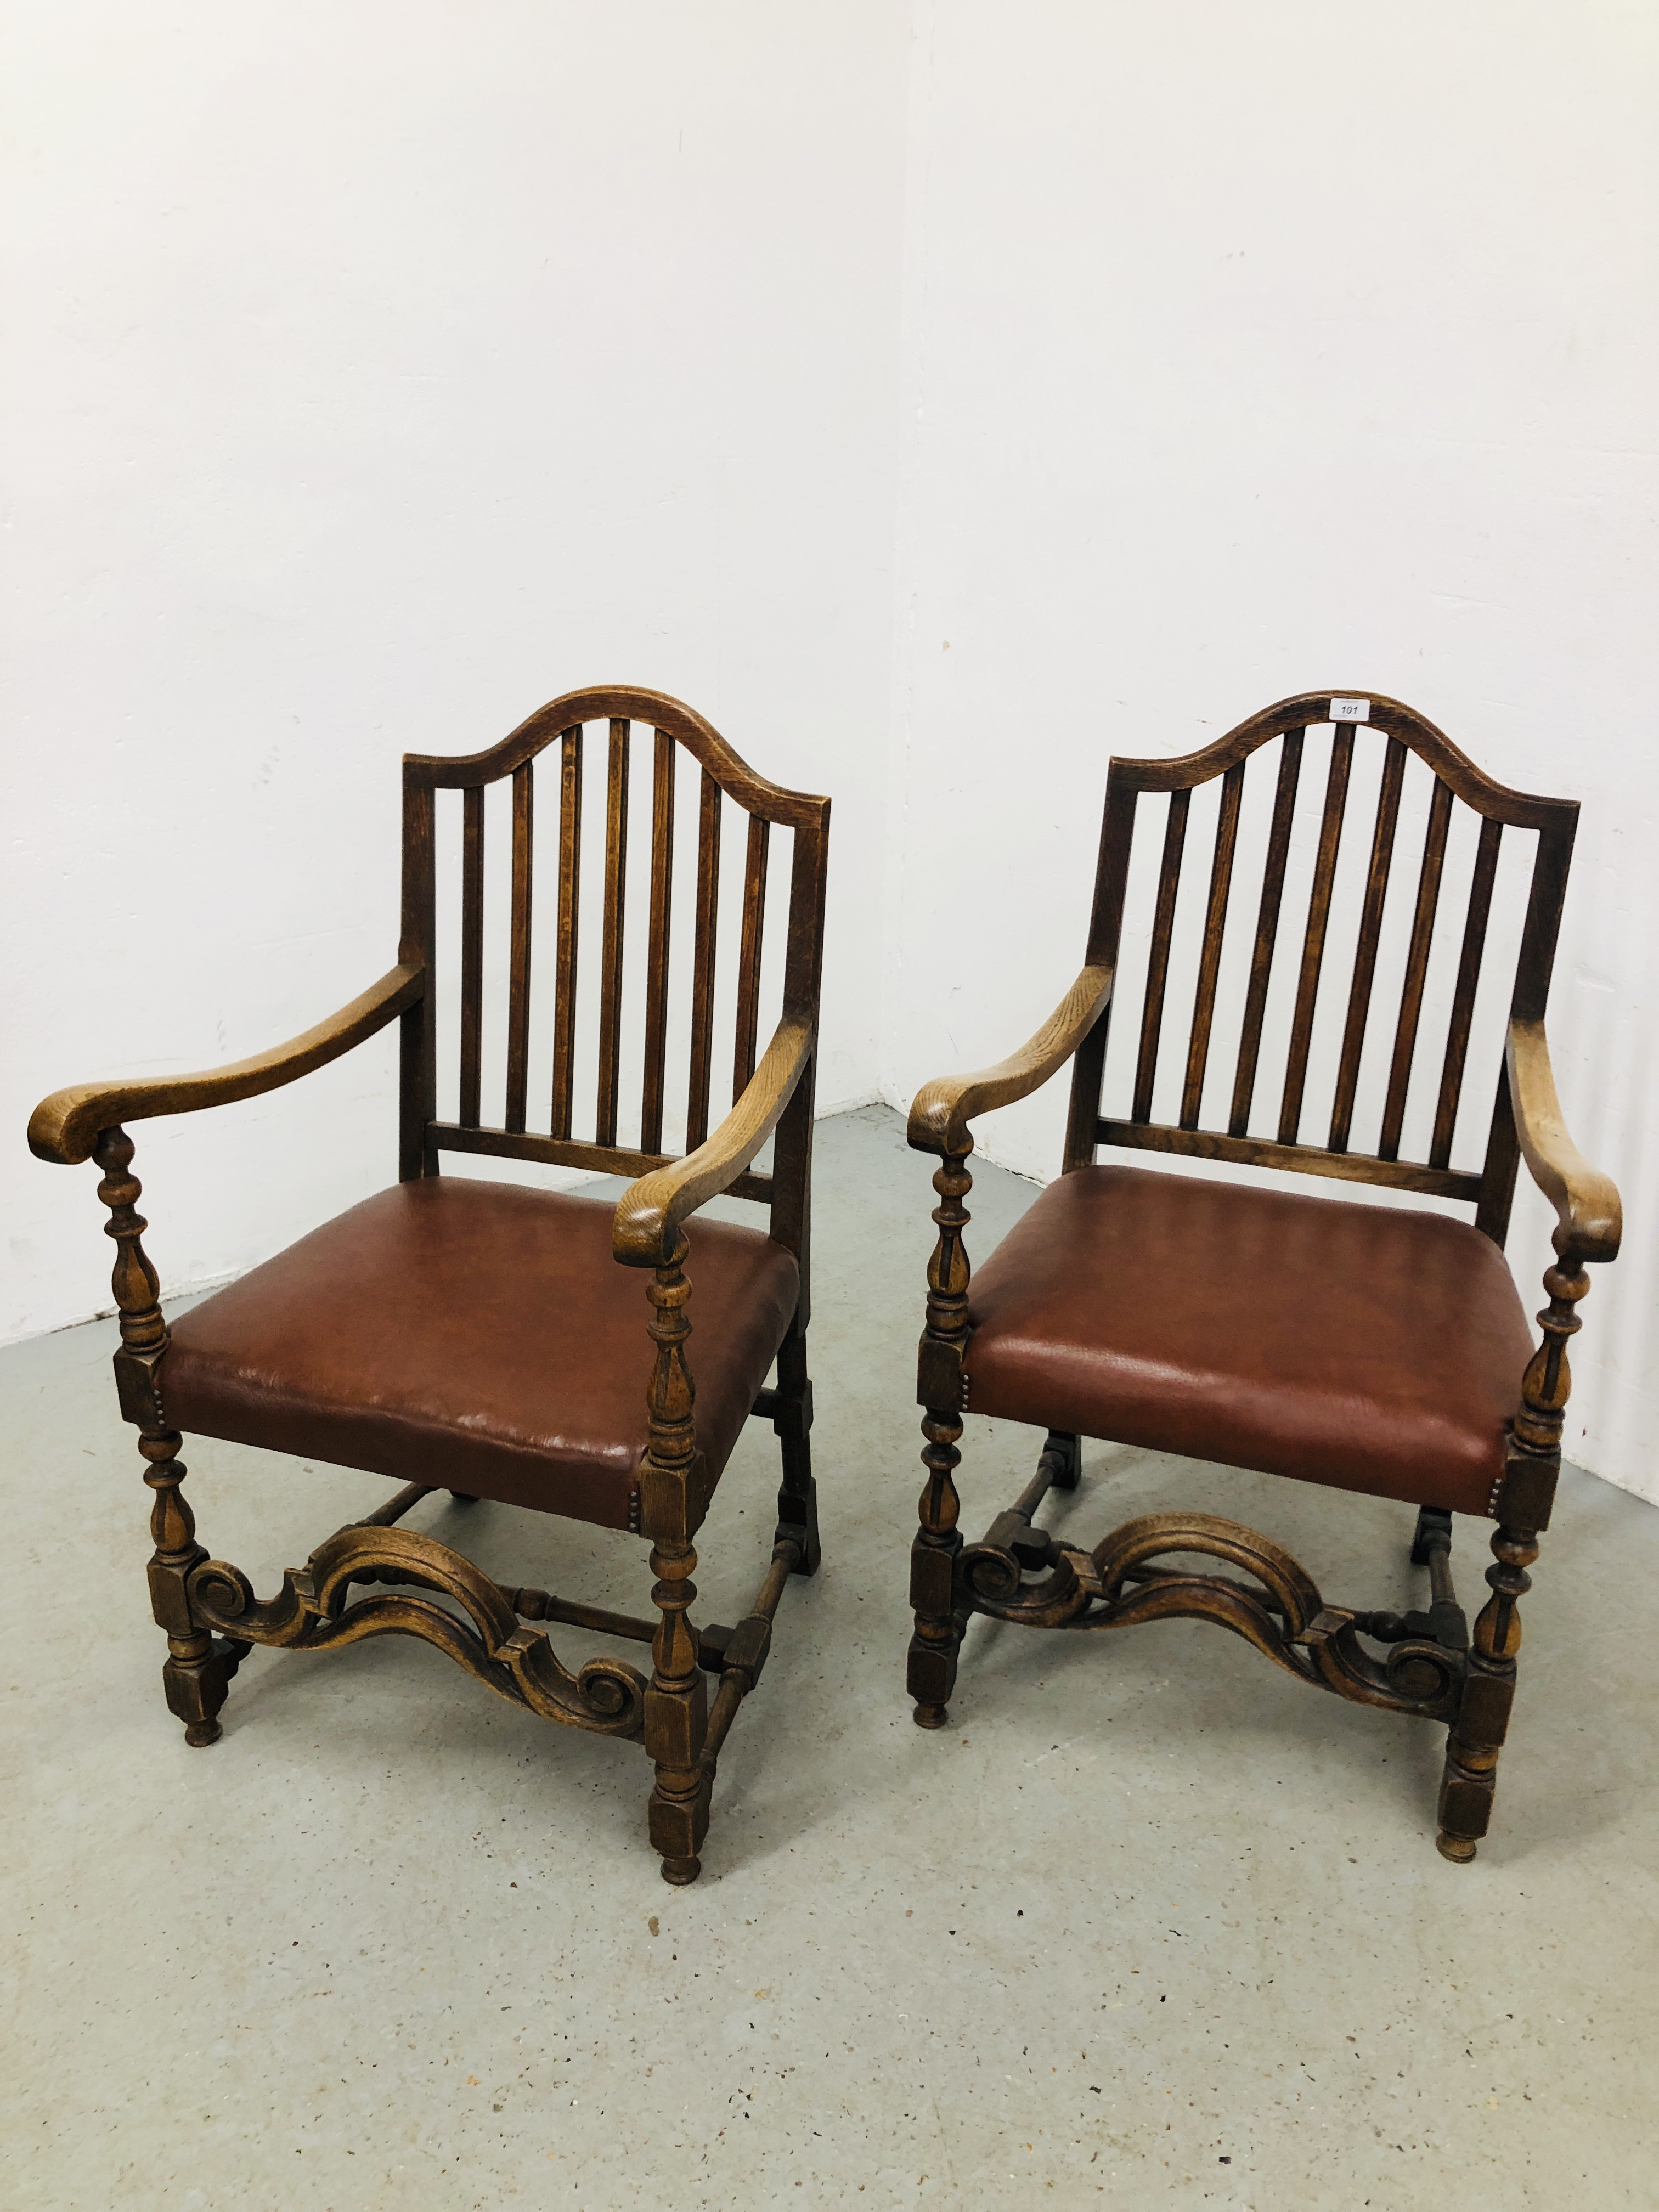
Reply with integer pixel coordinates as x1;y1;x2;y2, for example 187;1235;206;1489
613;1017;814;1266
1506;1017;1622;1262
906;963;1115;1158
29;963;426;1166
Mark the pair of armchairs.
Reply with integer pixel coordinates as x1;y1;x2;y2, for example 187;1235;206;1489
30;684;1618;1884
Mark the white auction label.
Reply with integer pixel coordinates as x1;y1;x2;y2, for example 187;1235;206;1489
1330;697;1371;721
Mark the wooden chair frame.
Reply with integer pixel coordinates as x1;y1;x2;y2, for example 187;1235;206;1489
907;690;1620;1861
31;685;830;1885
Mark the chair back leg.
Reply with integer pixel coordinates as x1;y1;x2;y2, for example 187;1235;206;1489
771;1313;820;1575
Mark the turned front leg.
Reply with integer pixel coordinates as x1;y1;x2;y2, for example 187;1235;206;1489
637;1232;710;1883
910;1148;972;1729
95;1127;236;1745
1437;1244;1589;1862
1437;1522;1536;1861
646;1534;709;1884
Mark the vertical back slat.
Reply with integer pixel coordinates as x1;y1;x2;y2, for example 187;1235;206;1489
1378;775;1454;1161
459;784;484;1127
733;813;771;1097
685;769;722;1149
505;760;534;1133
1277;727;1356;1144
1328;735;1407;1152
1475;818;1575;1246
549;725;583;1139
766;799;830;1283
1178;759;1246;1128
640;727;676;1153
1228;731;1304;1136
1131;788;1191;1122
399;767;438;1182
595;719;630;1146
1430;813;1502;1169
1065;781;1140;1168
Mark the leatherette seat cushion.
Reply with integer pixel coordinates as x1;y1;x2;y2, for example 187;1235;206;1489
964;1165;1534;1517
161;1178;800;1530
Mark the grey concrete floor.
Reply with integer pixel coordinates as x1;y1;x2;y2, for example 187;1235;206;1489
4;1104;1656;2209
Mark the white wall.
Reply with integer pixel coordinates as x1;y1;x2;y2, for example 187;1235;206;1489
883;0;1659;1499
2;2;907;1342
8;3;1656;1504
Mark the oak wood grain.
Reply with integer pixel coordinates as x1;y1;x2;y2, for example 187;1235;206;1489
641;728;676;1154
1278;726;1355;1144
460;785;484;1127
1329;734;1407;1152
1506;1017;1621;1260
1379;775;1453;1161
1228;730;1304;1136
614;1017;813;1265
1180;758;1245;1129
909;965;1115;1158
550;726;583;1140
30;964;425;1164
686;769;722;1149
1430;814;1502;1170
596;718;631;1147
1132;790;1189;1123
733;813;770;1097
505;760;534;1133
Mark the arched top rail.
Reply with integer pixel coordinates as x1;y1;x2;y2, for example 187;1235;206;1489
404;684;828;830
1109;691;1576;834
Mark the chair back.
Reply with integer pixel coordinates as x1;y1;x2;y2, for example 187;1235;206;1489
1065;691;1577;1246
398;687;830;1271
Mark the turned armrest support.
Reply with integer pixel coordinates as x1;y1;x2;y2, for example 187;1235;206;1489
29;962;426;1166
1506;1016;1622;1263
613;1017;814;1267
906;963;1114;1158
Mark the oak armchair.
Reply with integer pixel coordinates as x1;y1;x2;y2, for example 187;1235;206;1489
31;686;830;1886
907;690;1619;1862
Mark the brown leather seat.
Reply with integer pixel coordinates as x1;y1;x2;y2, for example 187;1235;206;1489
965;1165;1534;1517
161;1178;800;1531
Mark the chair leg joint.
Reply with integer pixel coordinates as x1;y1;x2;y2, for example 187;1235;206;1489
162;1634;242;1747
775;1481;821;1577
